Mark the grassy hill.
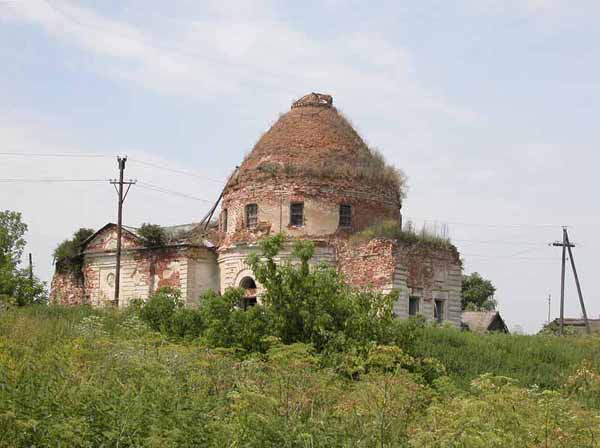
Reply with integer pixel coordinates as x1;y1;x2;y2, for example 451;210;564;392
1;305;599;447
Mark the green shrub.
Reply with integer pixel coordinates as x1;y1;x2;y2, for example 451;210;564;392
138;287;182;333
170;307;204;340
199;288;271;352
137;223;167;248
53;228;94;275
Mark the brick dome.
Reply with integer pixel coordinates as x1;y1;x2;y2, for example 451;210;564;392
237;93;372;174
220;93;404;243
228;93;403;198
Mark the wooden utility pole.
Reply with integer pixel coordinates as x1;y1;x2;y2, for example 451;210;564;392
565;230;591;334
28;253;33;285
547;293;551;324
109;156;135;307
551;227;590;335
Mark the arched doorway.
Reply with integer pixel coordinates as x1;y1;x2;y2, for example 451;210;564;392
239;276;257;310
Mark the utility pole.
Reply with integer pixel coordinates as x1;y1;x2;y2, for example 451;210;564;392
565;230;591;334
28;253;33;286
551;227;590;335
109;156;136;307
547;293;551;324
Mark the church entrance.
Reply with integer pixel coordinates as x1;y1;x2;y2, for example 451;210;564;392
239;276;257;310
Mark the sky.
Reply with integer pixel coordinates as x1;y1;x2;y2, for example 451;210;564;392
1;0;599;333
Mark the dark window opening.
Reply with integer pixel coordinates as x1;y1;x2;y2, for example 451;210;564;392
434;299;445;324
409;296;420;316
339;204;352;228
221;208;228;232
245;204;258;228
290;202;304;227
239;276;257;310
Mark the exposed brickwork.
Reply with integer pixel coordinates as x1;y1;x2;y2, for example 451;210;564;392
336;239;396;291
49;271;85;305
336;238;462;326
50;224;219;307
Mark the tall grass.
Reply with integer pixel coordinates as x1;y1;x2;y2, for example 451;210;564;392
350;219;453;249
1;306;599;447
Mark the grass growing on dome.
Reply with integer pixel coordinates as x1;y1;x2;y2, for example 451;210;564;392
350;219;453;249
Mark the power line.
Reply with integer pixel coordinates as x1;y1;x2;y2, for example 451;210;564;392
454;238;548;246
0;152;112;158
409;217;565;229
129;158;225;184
137;181;214;203
0;178;109;182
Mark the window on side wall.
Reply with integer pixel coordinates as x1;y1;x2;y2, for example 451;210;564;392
339;204;352;228
409;296;420;316
221;208;228;232
245;204;258;228
290;202;304;227
434;299;445;324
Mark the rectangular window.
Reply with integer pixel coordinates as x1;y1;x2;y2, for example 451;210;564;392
434;299;445;324
409;296;420;316
339;204;352;228
221;208;228;232
245;203;258;228
290;202;304;227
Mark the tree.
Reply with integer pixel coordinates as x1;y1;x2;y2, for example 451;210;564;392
0;210;47;306
245;234;397;351
0;210;27;270
53;228;95;275
137;223;167;247
461;272;496;311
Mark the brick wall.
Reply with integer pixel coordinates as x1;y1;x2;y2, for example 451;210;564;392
49;271;86;305
220;177;400;248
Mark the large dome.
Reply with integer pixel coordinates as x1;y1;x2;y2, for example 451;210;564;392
220;93;403;244
239;93;371;173
229;93;404;198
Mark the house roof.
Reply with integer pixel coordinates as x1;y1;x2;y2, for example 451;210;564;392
81;222;214;251
547;318;600;332
461;311;508;333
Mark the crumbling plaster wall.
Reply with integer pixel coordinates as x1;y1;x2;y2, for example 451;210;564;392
186;248;220;304
83;247;217;307
393;243;462;326
336;239;462;326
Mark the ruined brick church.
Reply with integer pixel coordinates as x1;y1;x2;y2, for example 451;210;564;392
51;93;462;325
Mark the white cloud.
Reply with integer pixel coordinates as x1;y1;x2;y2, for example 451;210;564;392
1;0;473;122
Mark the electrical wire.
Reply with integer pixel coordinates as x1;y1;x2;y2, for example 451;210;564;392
0;178;109;182
129;158;225;184
137;181;214;203
0;152;113;158
409;217;565;229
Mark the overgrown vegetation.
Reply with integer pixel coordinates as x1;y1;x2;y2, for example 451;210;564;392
137;223;167;248
350;219;453;249
2;233;600;446
2;306;599;447
53;228;94;275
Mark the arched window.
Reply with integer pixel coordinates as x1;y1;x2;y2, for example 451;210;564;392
239;276;257;310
